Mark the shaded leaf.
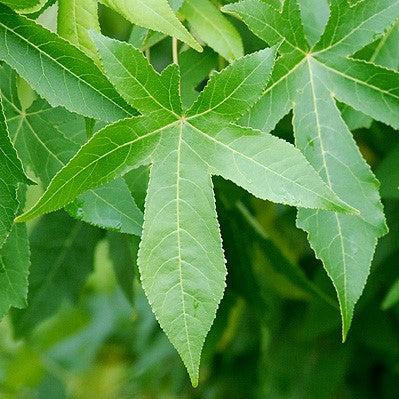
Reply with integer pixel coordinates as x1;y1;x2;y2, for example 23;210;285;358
11;211;103;337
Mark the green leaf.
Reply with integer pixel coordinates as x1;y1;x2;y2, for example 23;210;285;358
100;0;202;52
0;0;40;10
57;0;101;62
313;56;399;130
298;0;329;46
223;0;309;55
108;232;139;304
227;0;390;339
181;0;244;61
339;19;399;130
16;39;352;385
1;65;143;235
11;211;103;337
186;46;278;132
293;57;386;339
0;5;133;122
313;0;399;57
0;221;30;318
91;31;182;117
0;94;31;247
66;179;143;235
358;20;399;70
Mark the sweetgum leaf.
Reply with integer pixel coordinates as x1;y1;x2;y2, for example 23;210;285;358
16;36;353;385
226;0;391;339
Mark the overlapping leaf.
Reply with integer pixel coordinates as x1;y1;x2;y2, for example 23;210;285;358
58;0;100;62
224;0;393;338
181;0;243;61
0;187;30;319
0;65;142;235
0;95;31;247
16;34;352;384
100;0;201;51
11;211;103;337
0;4;133;122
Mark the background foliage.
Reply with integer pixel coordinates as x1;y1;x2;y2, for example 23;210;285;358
0;0;399;398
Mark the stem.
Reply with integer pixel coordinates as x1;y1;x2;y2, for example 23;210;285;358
172;37;179;65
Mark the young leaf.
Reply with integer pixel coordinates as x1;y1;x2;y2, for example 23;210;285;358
0;5;133;122
57;0;100;62
11;211;103;337
181;0;244;61
100;0;201;52
225;0;390;339
16;37;353;385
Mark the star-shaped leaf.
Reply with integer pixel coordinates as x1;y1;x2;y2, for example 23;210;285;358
16;33;353;384
224;0;392;339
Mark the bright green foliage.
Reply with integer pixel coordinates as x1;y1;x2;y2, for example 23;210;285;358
0;5;133;122
16;34;353;384
223;0;396;338
57;0;100;62
0;0;398;393
100;0;201;52
11;211;103;337
181;0;243;61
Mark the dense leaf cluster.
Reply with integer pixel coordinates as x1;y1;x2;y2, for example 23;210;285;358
0;0;398;395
